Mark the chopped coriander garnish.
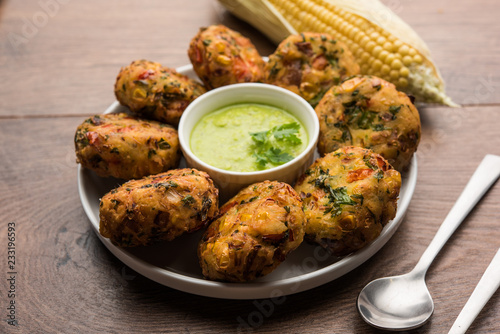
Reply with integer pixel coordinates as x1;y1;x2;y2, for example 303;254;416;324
263;147;294;165
389;105;402;115
325;53;338;67
110;199;121;209
158;138;171;149
372;123;390;131
269;123;301;143
364;157;377;170
320;186;357;217
248;196;259;202
249;122;302;169
181;195;195;206
309;89;328;107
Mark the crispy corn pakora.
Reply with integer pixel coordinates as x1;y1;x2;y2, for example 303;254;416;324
75;113;180;180
294;146;401;256
115;59;206;126
99;168;219;247
198;181;305;282
315;75;421;171
265;32;360;106
188;24;266;90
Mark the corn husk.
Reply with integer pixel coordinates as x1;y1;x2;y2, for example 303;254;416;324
218;0;458;107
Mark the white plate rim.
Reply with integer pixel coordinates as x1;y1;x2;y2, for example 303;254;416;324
77;64;418;299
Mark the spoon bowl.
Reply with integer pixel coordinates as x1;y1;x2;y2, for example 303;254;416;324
357;272;434;331
356;154;500;331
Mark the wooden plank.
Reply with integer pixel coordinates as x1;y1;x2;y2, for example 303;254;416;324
0;0;499;118
0;106;498;332
0;0;275;117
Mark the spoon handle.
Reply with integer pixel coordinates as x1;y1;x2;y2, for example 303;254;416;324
448;248;500;334
413;154;500;275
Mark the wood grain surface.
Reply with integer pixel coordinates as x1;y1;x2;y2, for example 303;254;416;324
1;0;499;333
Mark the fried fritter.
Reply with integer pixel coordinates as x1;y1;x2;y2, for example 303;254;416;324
294;146;401;257
99;168;219;247
315;75;421;171
265;32;360;106
198;181;305;282
188;24;266;90
74;113;180;180
114;59;206;126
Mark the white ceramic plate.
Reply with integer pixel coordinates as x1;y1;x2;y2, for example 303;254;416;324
77;64;418;300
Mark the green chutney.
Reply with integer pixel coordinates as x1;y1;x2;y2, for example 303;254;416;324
190;103;308;172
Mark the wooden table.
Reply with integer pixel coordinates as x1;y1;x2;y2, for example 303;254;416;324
1;0;499;332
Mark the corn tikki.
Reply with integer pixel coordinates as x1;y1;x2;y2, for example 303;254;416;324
218;0;457;106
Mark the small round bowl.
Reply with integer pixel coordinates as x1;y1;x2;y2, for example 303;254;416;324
178;83;319;201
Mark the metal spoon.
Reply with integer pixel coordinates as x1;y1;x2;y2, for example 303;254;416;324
357;154;500;331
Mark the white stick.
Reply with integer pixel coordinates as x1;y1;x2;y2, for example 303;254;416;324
448;248;500;334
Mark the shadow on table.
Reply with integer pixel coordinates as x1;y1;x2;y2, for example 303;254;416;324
95;241;385;333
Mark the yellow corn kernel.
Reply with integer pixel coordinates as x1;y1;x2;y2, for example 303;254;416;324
354;17;364;27
372;45;383;58
133;88;147;99
390;69;400;80
215;41;225;53
349;27;360;40
398;44;410;56
372;59;383;71
402;55;413;66
391;58;403;70
257;211;269;220
399;67;410;77
216;55;232;65
383;41;394;52
413;54;423;64
380;64;391;75
341;77;363;92
359;35;370;48
408;47;417;57
385;54;396;66
360;51;370;63
378;50;389;62
325;26;335;36
240;214;252;221
370;31;380;40
364;41;376;53
318;21;327;31
398;77;409;87
339;215;355;230
355;48;364;59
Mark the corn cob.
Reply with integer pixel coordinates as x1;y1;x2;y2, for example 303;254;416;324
218;0;457;106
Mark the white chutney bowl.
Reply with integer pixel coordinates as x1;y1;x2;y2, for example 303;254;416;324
178;83;320;201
